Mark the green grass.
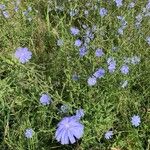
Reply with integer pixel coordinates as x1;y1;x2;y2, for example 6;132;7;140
0;0;150;150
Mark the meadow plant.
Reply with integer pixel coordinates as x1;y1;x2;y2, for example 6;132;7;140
0;0;149;149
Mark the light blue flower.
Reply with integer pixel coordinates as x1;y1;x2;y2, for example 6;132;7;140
107;57;116;73
70;27;80;35
99;8;108;17
2;11;10;18
115;0;123;8
104;131;113;139
93;68;105;79
14;47;32;63
146;36;150;45
131;115;141;127
55;116;84;145
60;104;70;113
120;65;129;75
74;39;82;47
121;80;128;88
57;39;64;46
95;48;104;57
79;46;88;57
40;94;52;105
75;109;84;120
25;128;34;138
131;56;141;65
87;77;97;86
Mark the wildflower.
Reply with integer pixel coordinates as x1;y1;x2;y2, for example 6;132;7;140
14;6;19;12
75;109;84;120
14;47;32;63
69;9;78;17
40;94;51;105
55;116;84;144
121;80;128;88
118;27;124;35
131;115;141;127
99;8;108;17
108;63;116;73
0;4;6;10
25;128;34;138
107;57;116;73
28;6;32;12
93;68;105;79
124;57;131;63
84;37;91;44
131;56;141;65
2;11;10;18
95;48;104;57
82;24;87;29
60;104;70;113
22;10;28;16
128;2;135;8
57;39;64;46
136;14;143;22
115;0;123;8
84;10;89;16
112;46;118;51
104;131;113;140
70;27;80;36
92;25;97;32
120;65;129;74
72;74;79;81
74;39;82;47
79;46;88;57
117;16;127;35
86;29;94;39
87;77;97;86
146;36;150;45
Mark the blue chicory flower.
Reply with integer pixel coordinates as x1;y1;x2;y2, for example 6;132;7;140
121;80;128;88
69;9;78;17
25;128;34;138
118;27;124;35
74;39;82;47
115;0;123;8
95;48;104;57
131;56;141;65
146;36;150;45
84;10;89;16
55;116;84;145
104;131;113;140
0;4;6;10
120;65;129;74
40;94;52;105
75;109;84;120
57;39;64;46
60;104;70;113
124;57;131;64
107;57;116;73
79;46;88;57
2;11;10;18
14;47;32;63
131;115;141;127
93;68;105;79
128;2;135;8
87;76;97;86
99;8;108;17
70;27;80;36
72;74;79;81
